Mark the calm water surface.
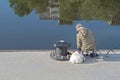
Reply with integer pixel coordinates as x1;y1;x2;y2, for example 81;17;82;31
0;0;120;50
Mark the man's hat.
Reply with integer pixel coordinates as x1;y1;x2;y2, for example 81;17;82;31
76;23;83;30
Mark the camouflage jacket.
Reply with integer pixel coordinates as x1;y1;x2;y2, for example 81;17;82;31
76;27;96;51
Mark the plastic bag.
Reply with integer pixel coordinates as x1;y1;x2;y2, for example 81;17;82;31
69;51;85;64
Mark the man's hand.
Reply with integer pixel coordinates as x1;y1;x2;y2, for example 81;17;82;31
77;47;81;51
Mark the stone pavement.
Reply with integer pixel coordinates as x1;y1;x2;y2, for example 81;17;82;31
0;50;120;80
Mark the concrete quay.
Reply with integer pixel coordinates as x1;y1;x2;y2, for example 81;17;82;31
0;50;120;80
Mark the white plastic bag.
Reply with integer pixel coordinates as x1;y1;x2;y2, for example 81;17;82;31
69;51;85;64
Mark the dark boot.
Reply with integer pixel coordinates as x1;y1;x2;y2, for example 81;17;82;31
90;53;99;58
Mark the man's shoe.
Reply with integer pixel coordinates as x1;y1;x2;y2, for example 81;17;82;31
84;53;89;56
90;53;99;58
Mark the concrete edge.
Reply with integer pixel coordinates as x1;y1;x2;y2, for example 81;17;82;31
0;50;52;52
0;49;120;52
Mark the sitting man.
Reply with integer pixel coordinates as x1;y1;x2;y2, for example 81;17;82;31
75;23;98;58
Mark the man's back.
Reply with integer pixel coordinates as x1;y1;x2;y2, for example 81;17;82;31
77;27;96;51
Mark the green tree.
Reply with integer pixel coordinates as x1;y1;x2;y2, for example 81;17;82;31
9;0;120;24
9;0;32;17
59;0;79;24
9;0;49;17
78;0;120;22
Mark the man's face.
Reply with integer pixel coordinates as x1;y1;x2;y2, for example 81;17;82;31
76;26;81;32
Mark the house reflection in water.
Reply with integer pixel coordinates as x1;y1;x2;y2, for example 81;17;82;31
40;0;81;24
107;11;120;25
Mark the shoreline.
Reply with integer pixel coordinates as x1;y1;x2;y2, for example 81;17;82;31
0;49;120;52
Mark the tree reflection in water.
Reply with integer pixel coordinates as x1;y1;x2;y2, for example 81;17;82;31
9;0;120;25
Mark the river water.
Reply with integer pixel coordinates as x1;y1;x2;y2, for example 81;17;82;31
0;0;120;50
